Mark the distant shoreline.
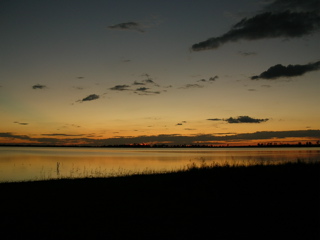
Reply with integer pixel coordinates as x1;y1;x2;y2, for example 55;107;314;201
1;143;320;148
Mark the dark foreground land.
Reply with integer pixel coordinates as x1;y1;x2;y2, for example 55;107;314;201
0;162;319;240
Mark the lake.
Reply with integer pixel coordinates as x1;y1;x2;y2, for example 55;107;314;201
0;146;319;182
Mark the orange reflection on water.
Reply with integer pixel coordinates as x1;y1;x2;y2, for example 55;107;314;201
0;147;319;182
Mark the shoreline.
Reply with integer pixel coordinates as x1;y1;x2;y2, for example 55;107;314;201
1;144;320;148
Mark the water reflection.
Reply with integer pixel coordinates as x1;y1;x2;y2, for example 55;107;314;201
0;147;319;182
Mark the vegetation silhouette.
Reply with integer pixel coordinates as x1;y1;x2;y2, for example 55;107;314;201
0;161;319;239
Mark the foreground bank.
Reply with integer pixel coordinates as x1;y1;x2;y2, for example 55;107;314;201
0;162;319;240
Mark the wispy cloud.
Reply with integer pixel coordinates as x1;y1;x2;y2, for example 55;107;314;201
109;74;165;95
207;118;222;121
196;76;218;83
132;81;145;86
238;51;257;56
41;134;85;137
251;61;320;80
109;85;131;91
108;22;145;32
179;84;204;89
191;0;320;51
32;84;47;90
207;116;269;123
13;121;29;125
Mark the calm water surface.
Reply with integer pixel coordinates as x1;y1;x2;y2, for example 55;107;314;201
0;147;319;182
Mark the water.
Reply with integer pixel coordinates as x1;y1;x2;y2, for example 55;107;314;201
0;146;319;182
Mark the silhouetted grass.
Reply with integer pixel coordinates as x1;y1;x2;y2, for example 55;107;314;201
0;161;319;240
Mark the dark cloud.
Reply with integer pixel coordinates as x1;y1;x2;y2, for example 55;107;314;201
41;134;85;137
144;79;156;84
134;90;161;96
32;84;47;89
263;0;320;13
197;76;218;83
209;76;218;81
142;79;160;87
179;84;204;89
225;116;268;123
14;122;29;125
79;94;100;102
1;130;319;146
197;79;206;82
191;0;320;51
132;81;145;86
140;74;160;86
207;118;222;121
208;116;269;123
251;61;320;80
109;74;164;96
135;87;149;92
109;85;131;91
0;132;32;140
108;22;145;32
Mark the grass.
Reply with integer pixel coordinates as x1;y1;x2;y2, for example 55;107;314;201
0;161;319;240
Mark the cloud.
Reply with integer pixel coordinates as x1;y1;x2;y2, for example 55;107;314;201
78;94;100;102
134;87;161;95
208;116;269;123
207;118;222;121
191;0;320;51
41;134;85;137
0;132;32;140
134;90;161;96
197;76;218;83
135;87;149;92
1;130;319;146
209;76;219;81
108;74;165;95
179;84;204;89
238;51;257;56
13;121;29;125
32;84;47;89
197;79;207;82
225;116;268;123
108;22;145;32
109;85;131;91
263;0;320;13
251;61;320;80
144;79;156;84
132;81;145;86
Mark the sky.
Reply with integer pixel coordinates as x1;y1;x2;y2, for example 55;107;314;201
1;0;320;146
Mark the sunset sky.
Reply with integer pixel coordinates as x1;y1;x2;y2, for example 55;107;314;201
1;0;320;146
